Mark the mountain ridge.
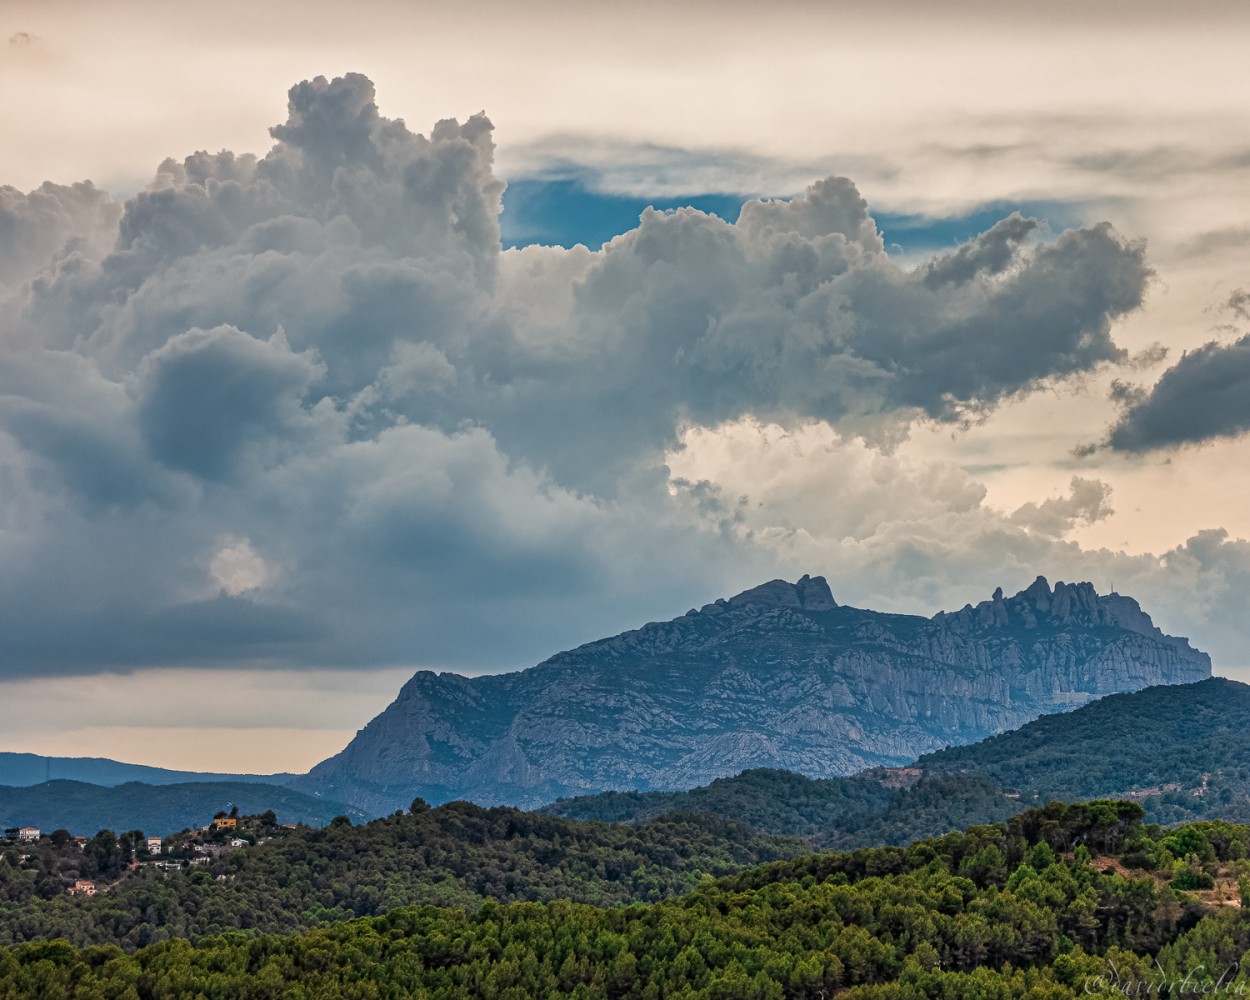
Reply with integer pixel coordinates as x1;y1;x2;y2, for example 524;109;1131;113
292;573;1209;813
0;752;291;790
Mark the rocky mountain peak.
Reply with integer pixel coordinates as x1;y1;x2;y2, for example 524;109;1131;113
294;572;1210;814
932;575;1195;651
725;574;837;611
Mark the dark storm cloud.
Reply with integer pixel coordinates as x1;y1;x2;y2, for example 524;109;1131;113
1107;333;1250;452
0;73;1165;676
921;213;1038;287
485;188;1146;490
136;326;326;480
145;595;327;652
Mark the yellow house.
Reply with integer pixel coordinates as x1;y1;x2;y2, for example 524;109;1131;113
212;817;238;831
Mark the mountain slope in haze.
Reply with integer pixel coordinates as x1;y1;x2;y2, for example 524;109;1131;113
0;753;290;789
547;677;1250;839
294;574;1209;813
0;779;360;836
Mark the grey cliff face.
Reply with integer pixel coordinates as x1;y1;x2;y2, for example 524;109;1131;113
291;574;1211;813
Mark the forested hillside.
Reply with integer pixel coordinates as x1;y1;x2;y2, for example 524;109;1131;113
918;676;1250;823
6;800;1250;998
0;802;804;950
545;770;1022;848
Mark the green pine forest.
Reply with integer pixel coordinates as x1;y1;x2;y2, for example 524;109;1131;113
7;800;1250;998
0;804;806;951
8;679;1250;996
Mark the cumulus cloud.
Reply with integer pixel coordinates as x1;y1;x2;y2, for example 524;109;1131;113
921;212;1038;287
0;71;1211;680
0;181;120;288
135;326;328;480
667;418;1250;667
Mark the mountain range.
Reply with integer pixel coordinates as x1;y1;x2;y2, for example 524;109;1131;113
0;779;361;837
0;753;292;790
292;573;1210;812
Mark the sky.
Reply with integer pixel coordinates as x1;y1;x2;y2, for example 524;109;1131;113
2;0;1250;773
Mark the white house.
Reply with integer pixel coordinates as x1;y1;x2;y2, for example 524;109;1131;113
16;827;39;843
146;837;162;854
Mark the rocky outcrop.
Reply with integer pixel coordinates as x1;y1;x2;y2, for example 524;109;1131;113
291;574;1211;813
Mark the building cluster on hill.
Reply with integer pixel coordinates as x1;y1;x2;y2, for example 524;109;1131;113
2;808;300;897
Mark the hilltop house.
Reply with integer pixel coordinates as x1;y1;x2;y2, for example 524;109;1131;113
16;827;39;843
68;881;96;896
146;837;162;854
212;817;237;831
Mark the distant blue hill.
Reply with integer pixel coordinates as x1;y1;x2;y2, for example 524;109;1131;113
0;753;293;789
0;779;360;836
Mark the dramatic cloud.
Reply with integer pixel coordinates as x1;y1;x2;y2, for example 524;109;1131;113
0;72;1220;682
1107;333;1250;452
135;326;327;480
666;418;1250;667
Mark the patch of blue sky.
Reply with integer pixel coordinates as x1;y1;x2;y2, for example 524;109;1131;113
500;176;1086;257
500;178;747;249
872;201;1088;255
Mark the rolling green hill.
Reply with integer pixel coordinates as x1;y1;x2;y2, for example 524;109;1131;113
545;769;1022;848
6;800;1248;998
0;801;806;950
917;676;1250;823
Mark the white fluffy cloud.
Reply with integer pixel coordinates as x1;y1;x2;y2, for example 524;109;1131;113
1009;477;1115;538
1;72;1247;682
0;181;120;287
667;418;1250;665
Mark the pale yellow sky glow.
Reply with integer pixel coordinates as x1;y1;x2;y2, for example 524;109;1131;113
0;668;413;773
2;0;1250;772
